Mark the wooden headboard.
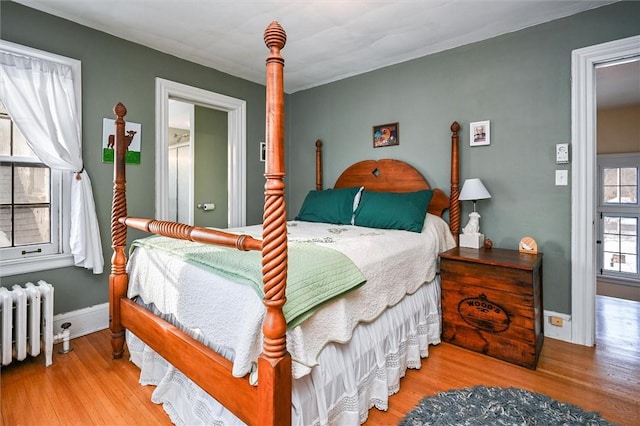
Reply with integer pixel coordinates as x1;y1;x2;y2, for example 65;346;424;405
313;120;461;231
333;159;450;218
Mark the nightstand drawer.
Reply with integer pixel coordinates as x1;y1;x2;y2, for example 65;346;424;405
440;247;543;369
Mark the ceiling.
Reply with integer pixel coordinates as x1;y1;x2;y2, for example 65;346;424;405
15;0;630;94
12;1;638;109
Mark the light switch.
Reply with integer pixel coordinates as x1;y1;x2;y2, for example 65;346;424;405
555;170;568;186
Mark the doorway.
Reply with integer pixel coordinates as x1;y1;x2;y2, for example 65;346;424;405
594;60;640;365
155;78;247;227
571;35;640;346
167;100;229;228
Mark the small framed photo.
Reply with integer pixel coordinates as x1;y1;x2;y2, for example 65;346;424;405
373;122;399;148
260;142;266;162
470;120;490;147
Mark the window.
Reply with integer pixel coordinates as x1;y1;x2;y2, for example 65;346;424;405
0;99;70;274
0;42;77;276
597;153;640;283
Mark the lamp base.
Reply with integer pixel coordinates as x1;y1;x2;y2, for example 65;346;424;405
459;233;485;249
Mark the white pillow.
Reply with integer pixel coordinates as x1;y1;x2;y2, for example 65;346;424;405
351;186;365;225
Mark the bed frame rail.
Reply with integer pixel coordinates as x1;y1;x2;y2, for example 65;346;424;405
119;217;261;251
120;298;258;424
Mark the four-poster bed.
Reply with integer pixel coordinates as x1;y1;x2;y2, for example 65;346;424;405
109;22;461;425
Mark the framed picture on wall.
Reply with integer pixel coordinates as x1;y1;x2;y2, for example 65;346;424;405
102;118;142;163
373;122;399;148
470;120;490;147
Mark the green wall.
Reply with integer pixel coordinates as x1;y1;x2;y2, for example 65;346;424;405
1;1;638;317
0;2;267;314
286;1;640;314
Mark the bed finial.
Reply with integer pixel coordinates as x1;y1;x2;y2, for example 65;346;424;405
114;102;127;119
264;21;287;52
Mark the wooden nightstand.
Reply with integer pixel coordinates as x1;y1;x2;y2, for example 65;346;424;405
439;247;543;369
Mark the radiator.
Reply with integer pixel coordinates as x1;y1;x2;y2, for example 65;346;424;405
0;280;54;367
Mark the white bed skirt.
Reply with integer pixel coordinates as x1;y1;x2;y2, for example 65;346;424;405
127;277;442;426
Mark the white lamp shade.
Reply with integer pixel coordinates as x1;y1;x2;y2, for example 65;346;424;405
459;178;491;201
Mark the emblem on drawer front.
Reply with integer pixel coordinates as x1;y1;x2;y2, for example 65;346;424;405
457;294;511;333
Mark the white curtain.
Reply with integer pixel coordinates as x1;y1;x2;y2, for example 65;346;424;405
0;50;104;274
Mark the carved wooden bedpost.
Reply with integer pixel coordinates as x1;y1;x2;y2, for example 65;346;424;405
315;139;323;190
109;102;129;359
449;121;461;244
259;21;291;426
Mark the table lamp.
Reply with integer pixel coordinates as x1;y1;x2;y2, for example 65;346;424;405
458;178;491;248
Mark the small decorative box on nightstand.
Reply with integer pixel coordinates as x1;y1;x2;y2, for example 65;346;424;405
439;247;544;369
459;233;485;249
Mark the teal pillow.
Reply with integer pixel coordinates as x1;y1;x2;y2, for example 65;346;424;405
354;189;434;232
295;187;362;225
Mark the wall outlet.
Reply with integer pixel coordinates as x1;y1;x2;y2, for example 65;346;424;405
550;316;563;326
544;310;572;342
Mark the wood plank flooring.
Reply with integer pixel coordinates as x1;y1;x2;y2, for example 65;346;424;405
1;295;638;425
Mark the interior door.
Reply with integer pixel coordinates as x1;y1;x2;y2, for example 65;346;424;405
193;105;228;228
157;78;246;228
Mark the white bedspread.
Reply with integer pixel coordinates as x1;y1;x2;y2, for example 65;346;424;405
127;213;455;380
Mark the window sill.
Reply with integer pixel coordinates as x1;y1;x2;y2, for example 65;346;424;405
0;253;74;277
597;274;640;287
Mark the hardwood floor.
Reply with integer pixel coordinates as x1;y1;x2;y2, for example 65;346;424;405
1;295;638;425
368;295;640;425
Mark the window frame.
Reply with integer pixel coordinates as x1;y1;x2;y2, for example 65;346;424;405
0;41;80;276
597;152;640;284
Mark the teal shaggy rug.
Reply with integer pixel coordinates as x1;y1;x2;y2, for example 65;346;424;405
400;386;615;425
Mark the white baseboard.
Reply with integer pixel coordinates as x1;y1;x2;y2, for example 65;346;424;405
53;302;109;340
543;310;572;342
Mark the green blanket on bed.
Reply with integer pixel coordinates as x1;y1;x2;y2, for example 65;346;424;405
130;235;366;328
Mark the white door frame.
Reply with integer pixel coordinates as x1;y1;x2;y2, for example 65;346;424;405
570;35;640;346
155;78;247;227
